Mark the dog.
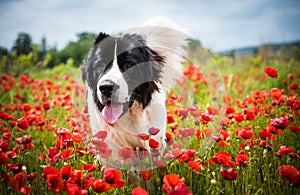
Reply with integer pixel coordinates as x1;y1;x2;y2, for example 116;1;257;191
81;17;187;170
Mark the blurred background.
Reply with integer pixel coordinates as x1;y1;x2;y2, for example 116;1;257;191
0;0;300;72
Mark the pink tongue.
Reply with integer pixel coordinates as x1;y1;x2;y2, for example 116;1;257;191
102;103;124;125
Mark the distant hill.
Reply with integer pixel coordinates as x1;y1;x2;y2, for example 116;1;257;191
216;40;300;57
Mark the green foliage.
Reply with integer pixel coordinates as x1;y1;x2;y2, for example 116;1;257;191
12;32;33;56
57;32;96;67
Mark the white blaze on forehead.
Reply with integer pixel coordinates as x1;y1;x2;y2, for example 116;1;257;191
97;39;128;103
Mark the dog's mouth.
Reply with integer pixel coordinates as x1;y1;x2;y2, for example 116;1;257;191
101;100;124;125
100;96;135;125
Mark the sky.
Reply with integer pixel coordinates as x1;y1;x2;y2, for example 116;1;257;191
0;0;300;52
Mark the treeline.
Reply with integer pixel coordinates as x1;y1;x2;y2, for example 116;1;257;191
0;32;97;75
0;32;208;76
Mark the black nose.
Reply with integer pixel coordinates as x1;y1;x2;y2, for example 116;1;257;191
99;80;119;97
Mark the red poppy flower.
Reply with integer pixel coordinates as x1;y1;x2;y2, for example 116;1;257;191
264;66;278;78
212;152;236;167
132;187;148;195
149;138;160;149
2;132;12;140
60;148;73;160
236;151;250;165
46;174;64;193
43;102;51;110
275;146;293;156
258;129;273;140
167;115;175;123
188;160;201;172
220;167;239;180
279;165;299;185
66;183;88;195
148;127;160;135
26;172;37;181
91;178;110;193
11;172;32;195
245;110;255;120
118;148;136;162
0;150;9;165
103;168;125;188
93;130;107;140
234;112;244;122
290;126;300;133
48;147;60;163
162;174;184;192
288;82;298;90
138;133;150;141
207;106;219;115
225;106;235;114
141;170;152;181
237;129;254;139
17;117;29;130
77;164;97;172
269;117;289;130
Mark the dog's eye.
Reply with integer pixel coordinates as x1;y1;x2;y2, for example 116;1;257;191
124;63;133;70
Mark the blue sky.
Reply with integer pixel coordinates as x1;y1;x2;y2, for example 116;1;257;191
0;0;299;52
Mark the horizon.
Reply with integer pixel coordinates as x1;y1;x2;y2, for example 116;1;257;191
1;0;300;52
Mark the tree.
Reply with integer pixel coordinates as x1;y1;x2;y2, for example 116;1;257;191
57;32;96;66
12;33;33;56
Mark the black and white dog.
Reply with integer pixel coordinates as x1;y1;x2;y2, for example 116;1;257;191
81;18;187;168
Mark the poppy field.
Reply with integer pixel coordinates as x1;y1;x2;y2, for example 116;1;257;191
0;56;299;195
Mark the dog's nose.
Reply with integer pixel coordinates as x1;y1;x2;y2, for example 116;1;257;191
99;80;118;97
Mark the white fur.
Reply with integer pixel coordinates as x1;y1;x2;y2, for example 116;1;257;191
140;16;188;90
97;41;128;104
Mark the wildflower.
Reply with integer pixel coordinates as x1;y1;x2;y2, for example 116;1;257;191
0;149;9;165
270;117;289;130
237;129;254;139
17;117;29;130
258;129;274;140
141;170;152;181
279;165;300;186
43;102;51;110
60;148;73;160
138;134;150;141
149;138;159;149
11;172;32;195
236;150;250;165
188;160;201;172
220;167;239;180
275;146;293;157
132;187;148;195
103;168;125;188
290;126;300;133
118;148;136;162
162;174;191;195
245;110;255;120
264;66;278;78
288;82;298;90
212;152;236;167
91;178;110;193
148;127;160;135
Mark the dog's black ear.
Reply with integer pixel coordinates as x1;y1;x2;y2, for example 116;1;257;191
94;32;109;45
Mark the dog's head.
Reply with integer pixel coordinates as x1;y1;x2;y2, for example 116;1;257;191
81;32;165;125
